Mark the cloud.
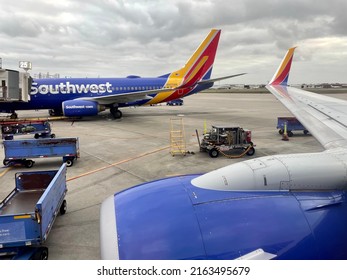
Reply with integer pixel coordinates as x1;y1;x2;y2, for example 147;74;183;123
0;0;346;83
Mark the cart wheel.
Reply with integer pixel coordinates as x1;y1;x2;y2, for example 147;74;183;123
3;159;10;166
303;130;309;135
209;148;219;158
50;133;56;138
60;200;67;215
278;129;283;135
246;147;255;156
34;133;40;139
288;131;294;137
25;160;35;168
65;159;74;167
31;247;49;260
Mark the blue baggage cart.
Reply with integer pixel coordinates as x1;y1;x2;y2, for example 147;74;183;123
3;137;79;167
0;164;67;259
1;120;55;140
276;117;309;137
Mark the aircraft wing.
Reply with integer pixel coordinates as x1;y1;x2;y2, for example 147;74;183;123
77;72;247;105
197;72;247;85
77;87;175;105
266;85;347;150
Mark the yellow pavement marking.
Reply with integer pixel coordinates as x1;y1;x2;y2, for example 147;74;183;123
67;146;170;182
0;167;12;177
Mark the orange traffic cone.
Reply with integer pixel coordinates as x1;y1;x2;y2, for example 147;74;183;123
282;122;289;141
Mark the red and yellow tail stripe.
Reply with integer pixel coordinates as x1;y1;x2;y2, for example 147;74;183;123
269;47;296;86
147;29;221;105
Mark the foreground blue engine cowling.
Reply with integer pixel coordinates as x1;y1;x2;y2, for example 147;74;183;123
62;100;104;117
100;174;347;260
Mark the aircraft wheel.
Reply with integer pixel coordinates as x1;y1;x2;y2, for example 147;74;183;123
110;108;122;119
49;109;63;116
10;112;18;119
115;110;122;119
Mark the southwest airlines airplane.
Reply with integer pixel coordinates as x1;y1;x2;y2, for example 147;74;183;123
100;47;347;259
1;29;244;119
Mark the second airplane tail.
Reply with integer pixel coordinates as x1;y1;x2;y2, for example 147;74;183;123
166;29;221;88
269;47;296;86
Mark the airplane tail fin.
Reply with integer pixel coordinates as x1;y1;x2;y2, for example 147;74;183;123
168;29;221;88
269;47;296;86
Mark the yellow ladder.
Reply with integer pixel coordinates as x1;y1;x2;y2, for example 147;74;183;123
170;117;186;156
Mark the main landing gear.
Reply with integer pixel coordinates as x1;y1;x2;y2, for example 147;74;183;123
48;109;63;116
10;112;18;119
110;107;122;119
6;110;18;119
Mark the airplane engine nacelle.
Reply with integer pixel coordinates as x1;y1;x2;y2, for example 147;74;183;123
191;151;347;191
62;100;105;117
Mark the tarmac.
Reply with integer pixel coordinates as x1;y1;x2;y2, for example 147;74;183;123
1;90;347;260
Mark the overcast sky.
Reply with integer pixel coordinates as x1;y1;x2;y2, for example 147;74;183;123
0;0;346;84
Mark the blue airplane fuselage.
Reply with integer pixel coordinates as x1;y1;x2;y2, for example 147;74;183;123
0;29;224;118
0;76;211;114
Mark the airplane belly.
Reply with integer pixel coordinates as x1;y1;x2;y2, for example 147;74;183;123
194;194;318;260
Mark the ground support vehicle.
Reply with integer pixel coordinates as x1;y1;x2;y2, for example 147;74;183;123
0;164;67;259
167;99;184;106
3;137;79;168
198;125;255;158
1;120;55;140
277;117;309;137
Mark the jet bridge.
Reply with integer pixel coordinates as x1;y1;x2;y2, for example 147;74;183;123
0;69;32;102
